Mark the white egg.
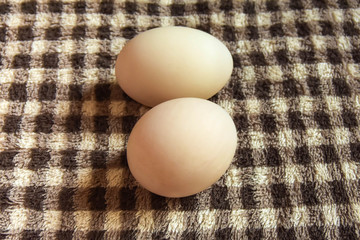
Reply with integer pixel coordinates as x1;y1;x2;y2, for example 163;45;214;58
115;26;233;107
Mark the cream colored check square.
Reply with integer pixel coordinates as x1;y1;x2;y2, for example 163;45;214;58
256;12;271;27
46;168;64;186
267;65;283;83
86;39;101;54
293;64;307;81
304;9;320;22
317;63;333;80
314;163;332;182
325;96;342;112
84;69;99;85
285;165;302;184
337;36;351;51
286;37;301;52
230;209;248;229
247;99;261;114
260;208;278;228
250;131;265;149
331;9;344;22
323;205;339;225
299;96;314;114
137;210;155;231
237;40;252;54
167;211;185;232
61;40;76;54
10;208;29;231
282;11;295;24
85;13;102;27
0;69;15;84
31;41;49;54
260;40;277;54
80;132;96;150
24;101;42;116
105;211;122;230
74;211;92;230
347;64;360;78
44;211;62;230
306;128;322;146
311;36;327;51
35;13;51;28
0;100;9;115
278;129;295;148
234;13;247;27
334;128;349;145
210;12;225;25
271;98;288;113
7;14;23;28
341;162;358;181
13;168;33;187
351;9;360;23
197;210;216;230
28;69;45;84
5;42;21;57
111;37;127;55
225;168;242;187
61;13;77;27
291;206;308;227
254;167;270;185
108;134;126;151
106;168;125;187
136;15;154;29
19;132;38;149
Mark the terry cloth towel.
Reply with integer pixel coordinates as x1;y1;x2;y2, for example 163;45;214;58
0;0;360;239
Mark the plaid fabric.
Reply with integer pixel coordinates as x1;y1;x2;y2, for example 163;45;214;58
1;0;360;239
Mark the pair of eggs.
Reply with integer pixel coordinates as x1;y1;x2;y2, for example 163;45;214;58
115;27;237;198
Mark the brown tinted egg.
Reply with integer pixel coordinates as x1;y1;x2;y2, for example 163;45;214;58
127;98;237;198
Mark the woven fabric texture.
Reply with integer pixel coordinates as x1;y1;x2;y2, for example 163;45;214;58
1;0;360;239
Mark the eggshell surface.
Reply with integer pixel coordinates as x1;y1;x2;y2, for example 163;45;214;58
115;27;233;107
127;98;237;198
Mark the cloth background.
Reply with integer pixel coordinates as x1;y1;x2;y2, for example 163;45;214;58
1;0;360;239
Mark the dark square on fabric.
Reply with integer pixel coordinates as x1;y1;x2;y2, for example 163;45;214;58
42;53;59;68
0;27;6;42
9;83;27;101
65;115;81;132
29;149;50;170
74;1;86;13
45;27;61;40
0;151;17;170
21;1;37;14
35;113;54;133
147;3;159;16
18;26;33;41
39;82;56;100
12;54;31;68
210;185;230;209
2;115;21;133
48;1;62;13
24;186;46;210
0;3;10;14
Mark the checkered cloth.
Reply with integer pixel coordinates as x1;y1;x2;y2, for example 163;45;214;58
0;0;360;239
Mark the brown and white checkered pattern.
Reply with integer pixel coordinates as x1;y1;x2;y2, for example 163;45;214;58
0;0;359;239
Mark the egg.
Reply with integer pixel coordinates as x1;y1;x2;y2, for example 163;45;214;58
115;26;233;107
127;98;237;198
